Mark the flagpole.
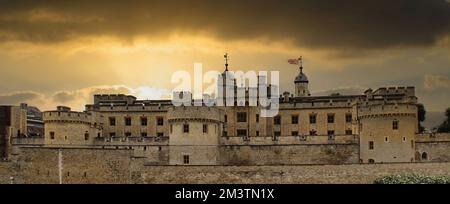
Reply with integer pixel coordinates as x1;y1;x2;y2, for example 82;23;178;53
299;56;303;73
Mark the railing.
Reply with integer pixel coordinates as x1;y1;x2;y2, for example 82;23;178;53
94;136;169;145
221;134;359;145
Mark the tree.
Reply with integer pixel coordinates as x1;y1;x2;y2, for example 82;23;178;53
417;103;426;133
437;108;450;133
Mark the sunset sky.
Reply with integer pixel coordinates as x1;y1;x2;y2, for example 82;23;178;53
0;0;449;113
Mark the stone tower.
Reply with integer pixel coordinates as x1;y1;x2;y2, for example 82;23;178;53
167;106;224;165
294;62;310;97
357;87;418;163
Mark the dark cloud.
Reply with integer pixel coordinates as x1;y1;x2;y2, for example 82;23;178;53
0;0;449;50
52;91;77;103
424;74;450;90
0;91;43;105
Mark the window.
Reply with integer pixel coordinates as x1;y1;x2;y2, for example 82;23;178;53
50;132;55;140
157;132;164;137
109;117;116;126
403;137;406;142
368;159;375;164
345;114;352;123
274;131;281;136
421;152;428;160
327;130;335;136
124;117;131;126
203;124;208;133
237;129;247;137
393;120;399;130
385;137;389;142
183;124;189;133
274;116;281;125
369;141;374;150
183;155;190;164
141;117;148;126
237;112;247;122
84;132;89;140
292;131;299;136
345;129;353;135
256;131;259;136
291;115;299;124
141;132;147;137
223;131;228;137
224;115;228;122
256;114;260;123
125;132;131;137
157;117;164;126
309;130;317;136
109;132;116;137
309;114;317;124
327;114;335;123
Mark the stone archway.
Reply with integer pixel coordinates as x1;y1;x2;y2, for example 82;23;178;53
421;152;428;161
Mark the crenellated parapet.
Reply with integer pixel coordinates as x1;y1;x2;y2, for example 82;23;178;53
93;94;137;105
357;103;417;120
43;111;93;125
371;86;415;97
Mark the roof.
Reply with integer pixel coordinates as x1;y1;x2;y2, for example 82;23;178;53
295;67;308;83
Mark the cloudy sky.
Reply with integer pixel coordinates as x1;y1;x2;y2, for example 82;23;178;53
0;0;449;112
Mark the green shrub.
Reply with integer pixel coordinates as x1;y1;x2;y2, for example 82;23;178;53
374;174;450;184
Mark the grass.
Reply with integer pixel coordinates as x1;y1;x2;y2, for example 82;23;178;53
374;174;450;184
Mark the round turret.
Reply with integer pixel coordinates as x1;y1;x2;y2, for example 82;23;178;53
294;66;310;97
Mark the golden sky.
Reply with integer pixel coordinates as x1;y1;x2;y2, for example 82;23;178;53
0;0;449;112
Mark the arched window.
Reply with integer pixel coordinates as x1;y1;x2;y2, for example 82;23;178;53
421;152;428;160
84;132;89;140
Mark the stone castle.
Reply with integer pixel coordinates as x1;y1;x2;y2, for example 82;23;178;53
1;58;450;184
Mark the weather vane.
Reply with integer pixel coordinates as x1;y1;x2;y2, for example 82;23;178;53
299;56;303;73
224;53;230;71
299;56;303;68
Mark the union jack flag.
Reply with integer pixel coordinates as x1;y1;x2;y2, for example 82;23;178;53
288;58;299;65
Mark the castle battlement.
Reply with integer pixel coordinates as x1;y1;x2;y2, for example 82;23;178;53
43;110;93;124
93;94;137;105
371;86;415;97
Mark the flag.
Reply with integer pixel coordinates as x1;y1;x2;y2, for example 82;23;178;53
288;59;299;65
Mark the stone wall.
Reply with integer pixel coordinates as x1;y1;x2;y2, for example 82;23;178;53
2;146;450;184
218;144;359;165
136;162;450;184
415;133;450;162
0;162;13;184
13;147;134;184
